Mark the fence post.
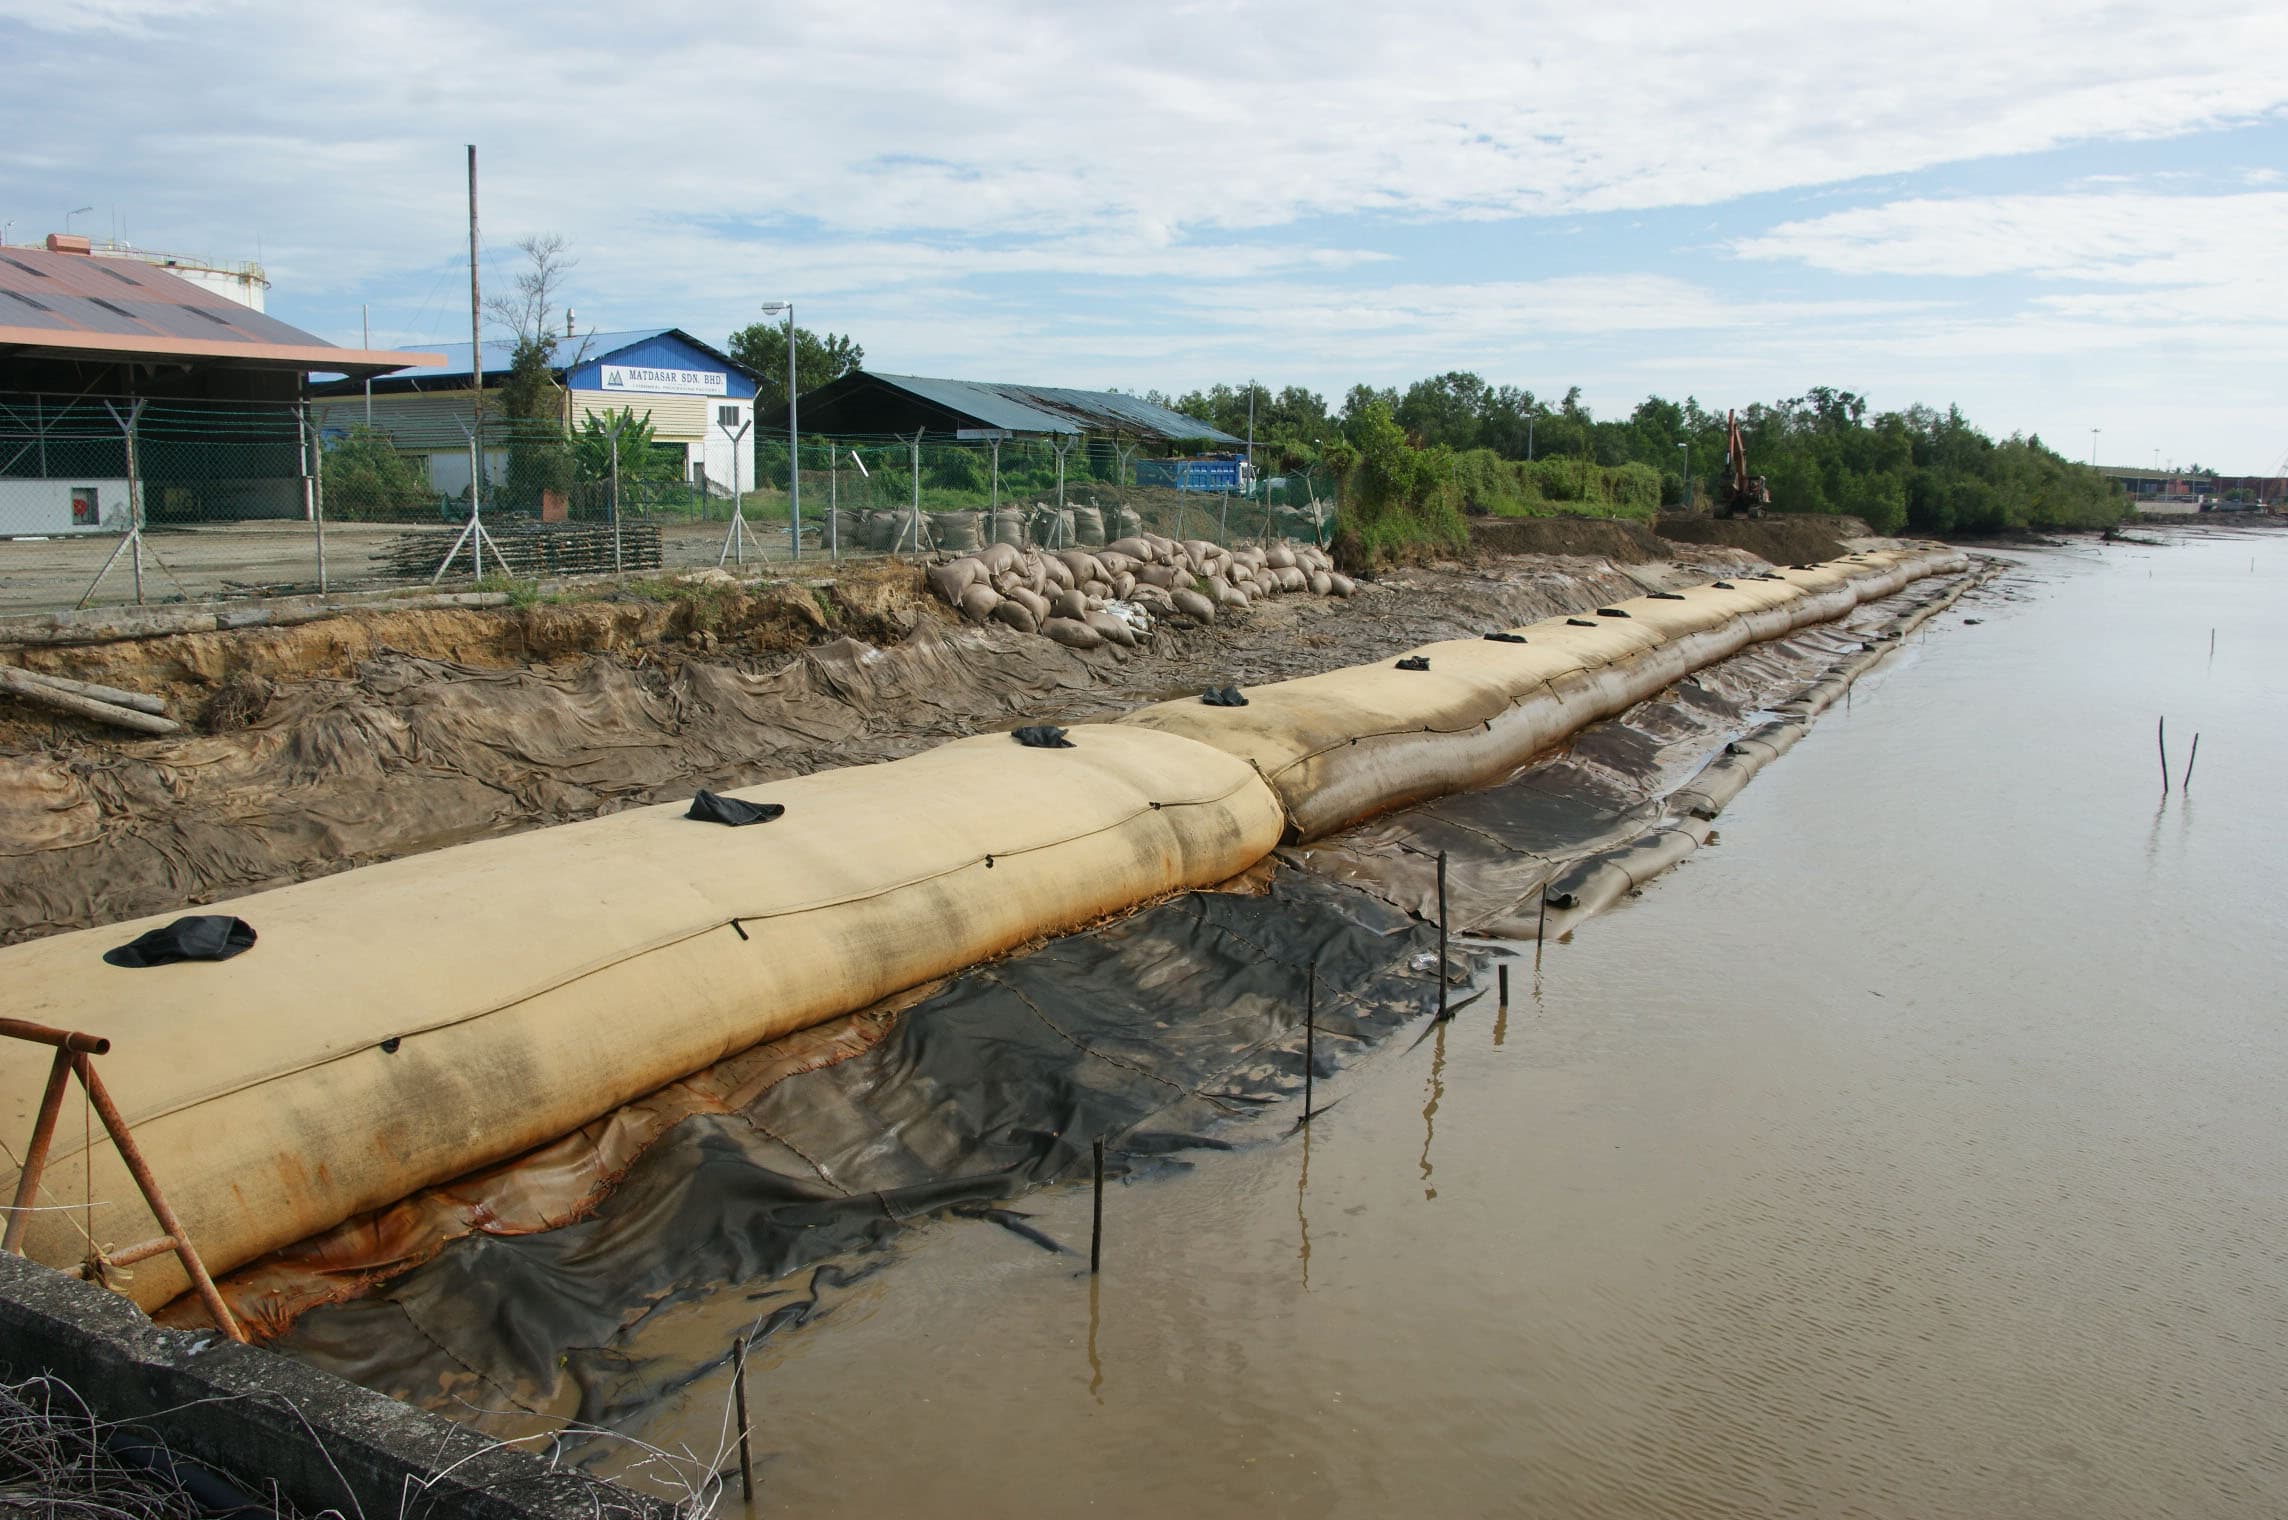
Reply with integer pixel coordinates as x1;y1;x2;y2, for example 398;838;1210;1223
305;399;328;595
608;422;622;575
904;430;924;555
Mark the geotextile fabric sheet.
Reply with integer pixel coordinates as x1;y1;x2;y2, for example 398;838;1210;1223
0;724;1283;1309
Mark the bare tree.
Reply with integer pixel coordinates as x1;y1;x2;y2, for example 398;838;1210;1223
485;232;575;347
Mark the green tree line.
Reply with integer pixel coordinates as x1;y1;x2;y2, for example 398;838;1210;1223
1149;375;2127;560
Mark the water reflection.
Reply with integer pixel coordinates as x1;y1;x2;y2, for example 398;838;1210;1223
1294;1122;1313;1292
1085;1274;1104;1403
1419;1020;1446;1201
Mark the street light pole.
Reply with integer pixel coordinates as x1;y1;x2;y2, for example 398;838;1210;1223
760;301;799;560
2089;427;2100;467
1678;440;1689;511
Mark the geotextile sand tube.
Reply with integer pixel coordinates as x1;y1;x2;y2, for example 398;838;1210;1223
0;725;1284;1309
0;546;1965;1314
1120;545;1964;838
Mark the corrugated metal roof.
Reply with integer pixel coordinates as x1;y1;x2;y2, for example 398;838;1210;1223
0;243;436;376
863;372;1236;443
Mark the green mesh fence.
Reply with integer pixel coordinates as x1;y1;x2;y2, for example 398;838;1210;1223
0;396;1343;615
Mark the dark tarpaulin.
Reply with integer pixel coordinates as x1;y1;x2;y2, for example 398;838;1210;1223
276;871;1474;1419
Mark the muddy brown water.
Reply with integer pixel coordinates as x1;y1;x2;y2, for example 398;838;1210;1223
558;528;2287;1517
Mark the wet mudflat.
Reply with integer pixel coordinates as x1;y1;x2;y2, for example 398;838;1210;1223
594;527;2286;1517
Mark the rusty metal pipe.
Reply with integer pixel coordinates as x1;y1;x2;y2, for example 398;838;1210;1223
73;1056;244;1343
103;1235;180;1269
2;1048;74;1256
0;1018;110;1054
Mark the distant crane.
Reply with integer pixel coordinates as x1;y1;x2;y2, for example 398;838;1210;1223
1719;408;1770;519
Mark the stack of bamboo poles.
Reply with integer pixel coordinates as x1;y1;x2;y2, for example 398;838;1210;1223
376;522;663;581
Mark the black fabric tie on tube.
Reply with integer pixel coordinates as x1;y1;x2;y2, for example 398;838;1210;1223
686;791;785;827
1483;632;1527;644
1713;581;1736;589
1566;618;1595;627
1596;607;1631;618
103;915;256;969
1201;686;1248;707
1395;656;1430;672
1012;725;1075;749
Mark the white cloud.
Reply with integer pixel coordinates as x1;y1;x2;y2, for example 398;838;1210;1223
6;0;2287;291
1731;191;2288;283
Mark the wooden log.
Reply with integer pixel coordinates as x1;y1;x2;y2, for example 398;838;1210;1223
0;665;181;735
5;667;169;715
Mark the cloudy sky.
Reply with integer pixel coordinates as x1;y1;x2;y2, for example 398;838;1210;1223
5;0;2284;471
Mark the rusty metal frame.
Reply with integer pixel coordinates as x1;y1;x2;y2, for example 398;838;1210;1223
0;1016;245;1342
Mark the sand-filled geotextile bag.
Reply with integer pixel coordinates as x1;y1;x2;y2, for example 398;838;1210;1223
0;725;1284;1309
1120;546;1965;839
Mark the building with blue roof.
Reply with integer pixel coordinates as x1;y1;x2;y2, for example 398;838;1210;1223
310;328;762;500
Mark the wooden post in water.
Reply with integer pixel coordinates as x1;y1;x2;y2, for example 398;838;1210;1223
1090;1138;1105;1275
2183;733;2200;792
732;1334;754;1501
1534;887;1549;971
2158;716;2170;795
1498;962;1509;1013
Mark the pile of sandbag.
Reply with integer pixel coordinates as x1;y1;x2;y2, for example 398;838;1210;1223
925;535;1356;652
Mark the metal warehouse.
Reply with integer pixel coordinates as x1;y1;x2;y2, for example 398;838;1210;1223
785;370;1236;448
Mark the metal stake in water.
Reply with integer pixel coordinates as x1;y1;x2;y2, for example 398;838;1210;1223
732;1333;754;1501
1304;962;1317;1123
1090;1138;1106;1275
1435;848;1451;1021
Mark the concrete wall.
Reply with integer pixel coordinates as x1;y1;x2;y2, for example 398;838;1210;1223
0;1251;672;1518
0;478;130;534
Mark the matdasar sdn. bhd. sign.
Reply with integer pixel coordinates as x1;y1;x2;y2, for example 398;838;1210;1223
599;364;727;397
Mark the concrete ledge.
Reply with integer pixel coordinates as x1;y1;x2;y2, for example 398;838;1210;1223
0;1251;674;1518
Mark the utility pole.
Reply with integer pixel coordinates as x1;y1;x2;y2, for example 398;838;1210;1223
361;304;372;426
783;304;798;560
467;145;483;531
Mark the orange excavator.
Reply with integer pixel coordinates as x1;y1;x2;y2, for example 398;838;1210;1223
1720;408;1770;519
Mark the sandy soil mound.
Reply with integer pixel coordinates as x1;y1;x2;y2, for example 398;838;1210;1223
1654;514;1873;564
0;551;1737;944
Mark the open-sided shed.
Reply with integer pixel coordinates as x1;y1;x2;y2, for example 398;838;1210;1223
784;371;1237;446
0;235;433;537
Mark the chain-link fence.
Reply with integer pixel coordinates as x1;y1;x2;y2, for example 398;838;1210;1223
0;395;1341;618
